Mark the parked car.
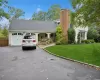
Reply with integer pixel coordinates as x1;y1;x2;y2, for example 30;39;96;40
22;35;36;50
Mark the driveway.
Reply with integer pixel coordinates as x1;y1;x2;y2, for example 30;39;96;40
0;47;100;80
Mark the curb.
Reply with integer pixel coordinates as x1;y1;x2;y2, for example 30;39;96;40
43;48;100;70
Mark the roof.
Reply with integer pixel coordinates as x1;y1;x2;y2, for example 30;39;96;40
9;19;57;32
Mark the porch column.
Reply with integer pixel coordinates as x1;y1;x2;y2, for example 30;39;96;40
75;31;79;43
84;31;87;40
35;33;39;44
47;33;51;38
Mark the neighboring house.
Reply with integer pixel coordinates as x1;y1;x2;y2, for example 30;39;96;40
9;20;57;46
73;14;88;43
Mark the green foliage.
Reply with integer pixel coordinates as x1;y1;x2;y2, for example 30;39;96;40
0;26;8;38
0;0;10;19
71;0;100;26
2;26;8;37
81;39;95;44
87;28;99;40
70;11;76;25
8;7;25;20
94;27;100;42
68;28;75;44
47;4;61;20
56;25;67;45
32;4;61;21
32;11;47;20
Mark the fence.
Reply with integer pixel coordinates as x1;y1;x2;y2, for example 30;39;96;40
0;38;8;47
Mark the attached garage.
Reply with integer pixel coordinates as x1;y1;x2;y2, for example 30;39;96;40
10;33;23;46
9;19;57;46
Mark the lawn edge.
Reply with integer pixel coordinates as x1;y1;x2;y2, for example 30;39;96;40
43;48;100;70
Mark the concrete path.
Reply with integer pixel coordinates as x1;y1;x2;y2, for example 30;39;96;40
0;47;100;80
38;43;55;48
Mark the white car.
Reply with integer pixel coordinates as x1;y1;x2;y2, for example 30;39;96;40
22;35;36;50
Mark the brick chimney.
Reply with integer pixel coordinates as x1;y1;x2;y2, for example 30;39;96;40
60;9;70;42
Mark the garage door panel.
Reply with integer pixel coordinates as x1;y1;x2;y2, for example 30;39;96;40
11;33;23;46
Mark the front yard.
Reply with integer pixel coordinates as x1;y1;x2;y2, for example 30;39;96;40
45;43;100;66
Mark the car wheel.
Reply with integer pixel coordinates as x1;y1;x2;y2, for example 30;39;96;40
34;46;36;49
22;47;25;50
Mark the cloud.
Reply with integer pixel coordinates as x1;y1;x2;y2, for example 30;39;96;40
36;8;41;13
0;18;10;27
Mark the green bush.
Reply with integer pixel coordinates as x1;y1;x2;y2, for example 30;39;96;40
81;39;95;44
68;28;75;44
87;27;99;42
56;25;67;45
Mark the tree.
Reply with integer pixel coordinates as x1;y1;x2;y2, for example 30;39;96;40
32;11;47;20
2;26;8;37
56;25;67;45
68;28;75;44
47;4;61;20
8;7;25;20
71;0;100;26
0;0;10;19
87;28;98;40
31;4;61;21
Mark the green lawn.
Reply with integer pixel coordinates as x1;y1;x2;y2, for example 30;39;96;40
45;43;100;66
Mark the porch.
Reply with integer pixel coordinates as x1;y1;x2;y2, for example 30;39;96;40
25;32;56;44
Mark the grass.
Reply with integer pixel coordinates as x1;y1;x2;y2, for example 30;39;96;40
45;43;100;66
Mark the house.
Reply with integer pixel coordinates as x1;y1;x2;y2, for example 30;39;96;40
9;20;57;46
9;9;88;46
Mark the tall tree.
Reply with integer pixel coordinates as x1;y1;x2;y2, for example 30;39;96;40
8;7;25;20
47;4;61;20
71;0;100;26
2;26;8;37
32;4;61;21
0;0;10;19
32;11;47;20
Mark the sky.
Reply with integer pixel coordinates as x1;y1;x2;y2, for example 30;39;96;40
0;0;73;26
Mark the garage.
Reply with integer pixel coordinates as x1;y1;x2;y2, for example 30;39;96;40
11;33;23;46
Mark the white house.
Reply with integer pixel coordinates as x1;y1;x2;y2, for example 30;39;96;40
73;14;88;43
9;20;57;46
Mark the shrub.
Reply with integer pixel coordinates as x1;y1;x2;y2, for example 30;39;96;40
87;27;99;42
68;28;75;44
40;38;53;45
81;39;95;44
56;24;67;45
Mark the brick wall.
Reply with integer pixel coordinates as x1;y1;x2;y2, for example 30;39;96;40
60;9;70;41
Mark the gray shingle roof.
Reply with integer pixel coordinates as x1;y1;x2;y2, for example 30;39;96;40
9;19;57;32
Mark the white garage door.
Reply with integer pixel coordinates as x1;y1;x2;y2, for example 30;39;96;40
11;33;23;46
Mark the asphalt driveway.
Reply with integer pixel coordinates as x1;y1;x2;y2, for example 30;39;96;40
0;47;100;80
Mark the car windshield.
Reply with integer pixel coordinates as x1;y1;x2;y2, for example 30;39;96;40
24;36;32;39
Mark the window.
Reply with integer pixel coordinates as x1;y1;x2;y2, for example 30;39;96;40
31;33;35;35
12;33;17;35
24;35;32;39
18;33;23;35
